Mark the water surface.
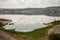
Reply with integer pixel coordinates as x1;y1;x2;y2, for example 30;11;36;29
0;15;60;32
4;23;47;32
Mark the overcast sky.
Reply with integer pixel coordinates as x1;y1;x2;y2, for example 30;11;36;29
0;0;60;8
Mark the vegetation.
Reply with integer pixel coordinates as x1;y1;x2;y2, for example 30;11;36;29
49;33;60;40
3;20;60;40
4;25;52;40
0;22;3;27
51;20;60;25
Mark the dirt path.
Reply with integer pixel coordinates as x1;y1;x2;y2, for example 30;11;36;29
0;30;17;40
39;25;60;40
48;25;60;34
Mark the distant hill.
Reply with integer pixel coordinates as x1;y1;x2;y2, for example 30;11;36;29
0;6;60;16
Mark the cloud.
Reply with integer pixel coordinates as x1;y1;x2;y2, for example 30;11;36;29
0;0;60;8
0;0;7;2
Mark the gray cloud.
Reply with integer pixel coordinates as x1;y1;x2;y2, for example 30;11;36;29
0;0;60;8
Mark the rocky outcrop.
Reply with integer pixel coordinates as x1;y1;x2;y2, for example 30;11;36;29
0;18;12;27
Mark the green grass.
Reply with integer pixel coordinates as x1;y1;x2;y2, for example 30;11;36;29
3;25;53;40
51;20;60;25
3;20;60;40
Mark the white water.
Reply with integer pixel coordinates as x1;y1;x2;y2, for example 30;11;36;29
0;15;60;32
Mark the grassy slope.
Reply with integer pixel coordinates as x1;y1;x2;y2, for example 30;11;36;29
3;20;60;40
